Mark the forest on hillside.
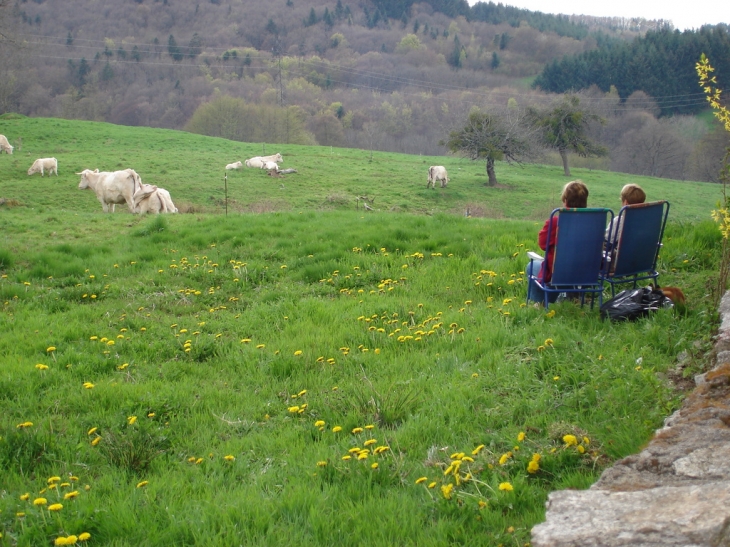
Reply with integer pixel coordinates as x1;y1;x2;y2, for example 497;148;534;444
0;0;727;182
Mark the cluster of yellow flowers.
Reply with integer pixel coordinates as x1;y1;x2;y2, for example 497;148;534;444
313;422;389;471
15;475;92;544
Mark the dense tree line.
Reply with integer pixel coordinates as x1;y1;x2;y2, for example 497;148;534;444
534;25;730;116
0;0;727;183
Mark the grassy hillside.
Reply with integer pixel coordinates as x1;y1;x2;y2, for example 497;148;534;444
0;116;719;222
0;117;723;547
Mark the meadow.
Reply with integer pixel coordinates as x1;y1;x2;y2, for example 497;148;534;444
0;116;724;546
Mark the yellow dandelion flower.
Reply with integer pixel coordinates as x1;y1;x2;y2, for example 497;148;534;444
195;458;203;464
364;439;377;446
531;453;541;462
544;338;554;346
316;461;327;467
87;427;97;435
342;455;351;461
241;338;251;344
46;346;56;353
55;538;69;546
82;382;94;389
63;491;79;500
517;431;525;442
314;420;325;427
364;424;375;430
332;426;342;433
371;462;379;469
478;500;488;509
527;460;540;474
20;493;30;501
147;412;155;417
415;477;427;484
224;455;235;462
288;406;300;413
352;427;364;434
47;476;61;484
78;533;91;541
48;503;63;512
35;364;49;370
136;481;149;488
498;482;513;492
127;416;137;425
16;421;33;428
583;436;590;445
293;350;303;356
563;434;578;446
33;497;47;506
498;452;512;465
441;483;454;500
91;436;101;446
577;445;585;454
472;444;485;455
537;345;545;352
545;310;556;318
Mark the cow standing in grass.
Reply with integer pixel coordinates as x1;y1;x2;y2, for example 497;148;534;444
0;134;13;154
28;157;58;177
77;168;141;213
427;166;448;188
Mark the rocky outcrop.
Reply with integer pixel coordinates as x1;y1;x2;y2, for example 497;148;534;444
531;292;730;547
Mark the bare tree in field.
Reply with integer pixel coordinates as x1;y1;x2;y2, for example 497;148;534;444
612;118;690;179
526;95;607;176
442;107;539;186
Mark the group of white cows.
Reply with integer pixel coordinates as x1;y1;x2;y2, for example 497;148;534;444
1;133;177;214
226;153;283;172
77;169;177;214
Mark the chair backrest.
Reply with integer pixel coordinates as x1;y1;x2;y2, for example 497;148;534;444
548;208;613;286
610;201;669;277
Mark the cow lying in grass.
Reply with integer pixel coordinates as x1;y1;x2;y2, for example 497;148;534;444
132;183;178;214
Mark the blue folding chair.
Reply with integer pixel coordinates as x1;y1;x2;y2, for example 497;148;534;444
526;208;614;309
603;200;670;297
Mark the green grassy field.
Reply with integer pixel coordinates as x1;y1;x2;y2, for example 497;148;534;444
0;116;723;547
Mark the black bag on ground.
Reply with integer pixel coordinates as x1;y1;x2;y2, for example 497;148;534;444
600;286;673;322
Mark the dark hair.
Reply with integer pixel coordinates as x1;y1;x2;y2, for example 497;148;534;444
561;180;588;208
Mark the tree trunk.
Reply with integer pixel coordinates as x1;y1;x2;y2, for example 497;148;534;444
486;158;497;186
559;149;571;176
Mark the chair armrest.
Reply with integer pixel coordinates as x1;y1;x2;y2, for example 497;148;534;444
527;251;543;261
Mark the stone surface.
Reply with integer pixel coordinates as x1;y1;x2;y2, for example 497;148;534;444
531;291;730;547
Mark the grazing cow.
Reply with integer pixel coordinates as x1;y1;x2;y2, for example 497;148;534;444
0;134;13;154
133;183;178;214
262;161;279;171
225;161;243;170
245;157;265;168
427;166;448;189
27;157;58;177
77;168;141;213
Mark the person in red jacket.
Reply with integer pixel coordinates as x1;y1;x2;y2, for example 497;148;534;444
527;180;590;304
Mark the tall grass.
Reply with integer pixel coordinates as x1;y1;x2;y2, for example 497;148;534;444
0;118;723;546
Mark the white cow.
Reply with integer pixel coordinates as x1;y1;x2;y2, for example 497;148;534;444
260;153;283;164
225;161;243;170
427;166;448;189
245;153;282;168
245;157;265;168
262;161;279;171
133;183;178;214
77;168;141;213
0;134;13;154
27;157;58;177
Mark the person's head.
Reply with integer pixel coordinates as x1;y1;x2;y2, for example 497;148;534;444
561;180;589;208
620;184;646;205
